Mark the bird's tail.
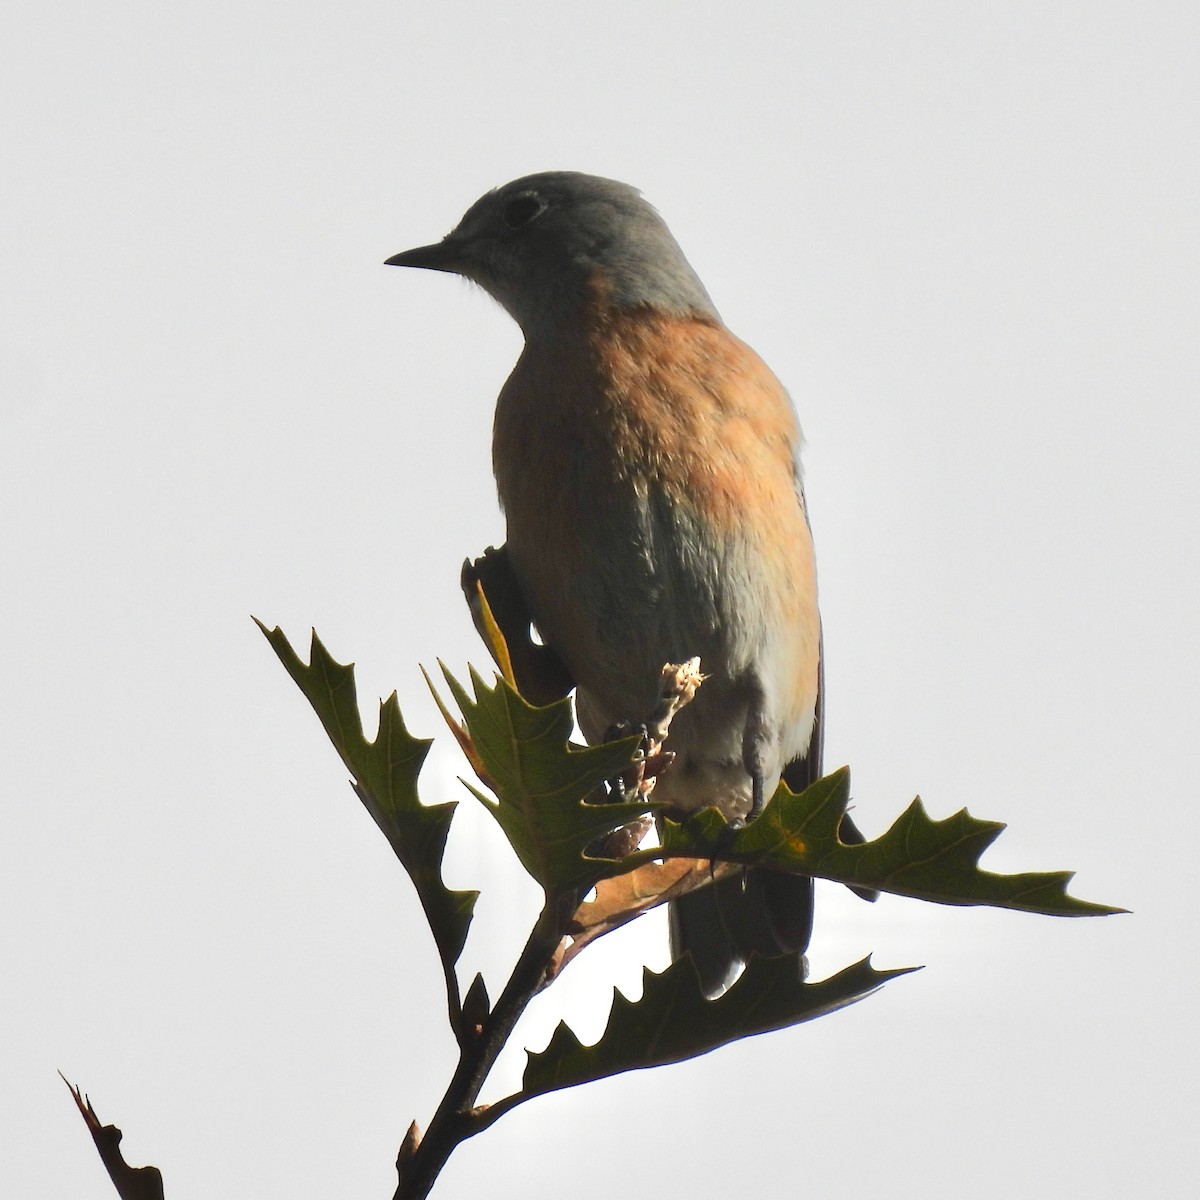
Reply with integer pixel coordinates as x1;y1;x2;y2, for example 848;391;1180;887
668;868;814;997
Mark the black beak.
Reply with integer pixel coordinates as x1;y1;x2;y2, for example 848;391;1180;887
384;239;463;273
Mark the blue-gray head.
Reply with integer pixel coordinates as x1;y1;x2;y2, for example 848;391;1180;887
386;172;719;335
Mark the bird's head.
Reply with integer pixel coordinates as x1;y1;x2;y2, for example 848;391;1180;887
386;171;718;335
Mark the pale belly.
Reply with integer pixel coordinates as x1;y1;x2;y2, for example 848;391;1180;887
505;483;818;819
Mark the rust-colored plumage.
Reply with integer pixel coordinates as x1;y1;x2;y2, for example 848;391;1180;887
495;299;820;822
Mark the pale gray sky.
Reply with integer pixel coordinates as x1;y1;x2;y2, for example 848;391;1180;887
3;3;1196;1198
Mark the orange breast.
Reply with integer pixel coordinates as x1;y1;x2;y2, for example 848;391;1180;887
492;299;820;786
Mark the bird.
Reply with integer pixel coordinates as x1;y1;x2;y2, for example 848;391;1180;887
387;171;853;996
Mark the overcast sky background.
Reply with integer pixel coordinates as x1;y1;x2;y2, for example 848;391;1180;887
3;3;1196;1197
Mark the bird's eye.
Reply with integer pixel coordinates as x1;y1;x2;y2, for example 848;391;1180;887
502;193;546;230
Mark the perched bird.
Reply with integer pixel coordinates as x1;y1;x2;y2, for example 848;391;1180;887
388;171;846;995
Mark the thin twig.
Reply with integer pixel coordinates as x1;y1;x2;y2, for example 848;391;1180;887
393;888;582;1200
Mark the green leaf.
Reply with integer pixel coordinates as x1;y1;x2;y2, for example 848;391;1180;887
659;767;1124;916
437;665;650;894
258;622;477;968
520;954;914;1100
